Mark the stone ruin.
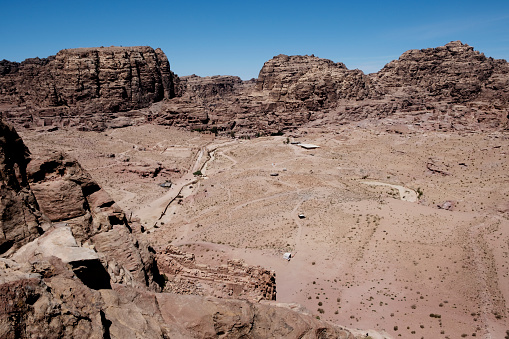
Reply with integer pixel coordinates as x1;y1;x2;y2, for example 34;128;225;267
156;246;276;301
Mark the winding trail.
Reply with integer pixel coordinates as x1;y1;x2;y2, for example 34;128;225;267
134;139;239;228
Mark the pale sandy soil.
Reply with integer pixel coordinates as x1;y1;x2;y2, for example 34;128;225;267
20;123;509;339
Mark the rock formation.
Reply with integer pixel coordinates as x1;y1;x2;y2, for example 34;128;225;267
2;41;508;134
26;151;161;290
0;120;43;255
0;118;359;338
152;42;509;134
0;46;177;130
255;54;379;108
376;41;507;103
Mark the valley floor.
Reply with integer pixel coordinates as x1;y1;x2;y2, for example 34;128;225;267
21;123;509;339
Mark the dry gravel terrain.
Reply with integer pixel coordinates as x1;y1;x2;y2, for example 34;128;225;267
20;123;509;339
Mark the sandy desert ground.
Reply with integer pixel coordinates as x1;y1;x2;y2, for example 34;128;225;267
20;123;509;339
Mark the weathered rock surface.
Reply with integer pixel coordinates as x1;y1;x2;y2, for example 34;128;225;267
0;263;354;339
0;119;43;255
256;54;378;107
12;225;112;290
2;41;508;134
153;42;509;135
26;151;162;290
156;246;276;301
0;46;177;131
376;41;507;103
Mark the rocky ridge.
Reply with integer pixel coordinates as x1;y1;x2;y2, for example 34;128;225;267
1;41;508;134
0;118;358;338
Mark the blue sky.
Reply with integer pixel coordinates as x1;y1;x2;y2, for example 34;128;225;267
1;0;508;79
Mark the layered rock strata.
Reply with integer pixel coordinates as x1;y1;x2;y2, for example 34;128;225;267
0;46;177;130
153;42;509;134
26;151;161;290
2;41;507;135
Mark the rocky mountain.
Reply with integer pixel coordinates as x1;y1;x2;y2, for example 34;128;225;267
1;41;508;135
0;46;177;130
255;54;379;107
376;41;508;103
0;118;358;338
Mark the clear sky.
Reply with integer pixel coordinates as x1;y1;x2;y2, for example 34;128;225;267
1;0;508;79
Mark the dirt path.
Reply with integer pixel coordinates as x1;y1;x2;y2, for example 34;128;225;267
291;196;306;250
134;139;239;228
468;216;503;339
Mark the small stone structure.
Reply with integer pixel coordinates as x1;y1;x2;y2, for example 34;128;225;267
156;246;276;301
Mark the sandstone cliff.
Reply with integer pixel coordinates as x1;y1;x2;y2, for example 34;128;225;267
1;41;508;134
256;54;379;108
0;46;176;117
154;42;508;135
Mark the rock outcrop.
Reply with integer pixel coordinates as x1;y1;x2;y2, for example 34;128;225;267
0;119;43;255
153;42;509;134
376;41;507;103
256;54;378;108
0;262;355;338
26;151;161;290
3;41;507;135
367;41;509;130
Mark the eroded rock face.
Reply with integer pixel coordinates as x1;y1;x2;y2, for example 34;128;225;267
256;54;378;108
0;46;177;127
155;42;508;135
3;41;508;134
376;41;506;102
0;263;354;339
0;119;43;255
26;151;162;290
